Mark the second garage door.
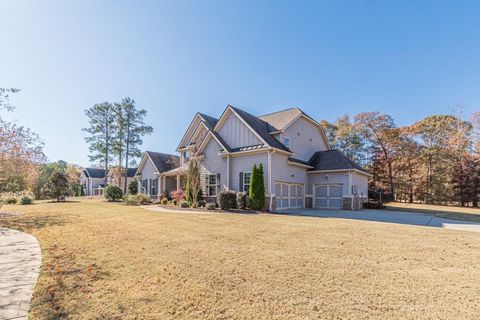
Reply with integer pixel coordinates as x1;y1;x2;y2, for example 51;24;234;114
314;184;343;209
275;183;304;210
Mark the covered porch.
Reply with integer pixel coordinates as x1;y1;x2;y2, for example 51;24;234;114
158;165;188;197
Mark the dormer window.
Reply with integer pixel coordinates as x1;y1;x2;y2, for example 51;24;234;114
284;136;290;148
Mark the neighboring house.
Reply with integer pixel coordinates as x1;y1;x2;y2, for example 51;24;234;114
158;105;370;210
80;168;107;196
106;167;138;192
135;151;180;198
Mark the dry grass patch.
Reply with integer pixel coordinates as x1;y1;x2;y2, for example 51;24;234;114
1;199;480;319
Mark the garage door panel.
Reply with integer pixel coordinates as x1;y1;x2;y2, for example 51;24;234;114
314;184;343;209
276;182;304;210
329;186;342;197
315;186;327;197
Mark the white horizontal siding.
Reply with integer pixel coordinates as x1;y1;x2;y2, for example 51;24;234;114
199;138;228;193
351;172;368;198
218;112;261;148
277;116;328;161
308;172;350;195
138;158;158;194
229;152;268;193
270;152;307;196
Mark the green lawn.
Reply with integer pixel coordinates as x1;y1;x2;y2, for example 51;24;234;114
1;198;480;319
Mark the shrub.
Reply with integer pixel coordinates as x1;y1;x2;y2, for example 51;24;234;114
172;199;178;206
217;190;236;210
135;193;151;205
180;200;190;208
19;195;34;205
171;189;185;203
363;201;385;209
206;203;216;210
105;185;124;202
249;163;265;210
161;198;168;205
2;195;17;204
236;192;247;209
196;199;206;208
124;195;138;206
128;179;138;195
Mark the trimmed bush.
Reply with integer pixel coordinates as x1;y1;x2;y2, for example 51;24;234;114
2;196;17;204
236;192;247;209
217;190;236;210
172;199;178;206
180;200;190;208
197;199;206;208
124;195;138;206
128;179;138;195
19;195;34;205
363;201;385;209
206;203;216;210
105;185;124;202
161;198;168;205
135;193;151;205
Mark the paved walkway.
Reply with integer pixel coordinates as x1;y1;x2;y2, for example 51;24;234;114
0;228;41;320
275;209;480;233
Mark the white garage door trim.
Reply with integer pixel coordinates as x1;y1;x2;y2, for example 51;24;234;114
313;184;343;209
275;182;304;210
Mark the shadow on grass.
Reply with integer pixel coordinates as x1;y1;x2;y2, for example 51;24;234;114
385;205;480;223
0;214;68;232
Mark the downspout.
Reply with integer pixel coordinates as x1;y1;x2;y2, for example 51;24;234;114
226;155;230;190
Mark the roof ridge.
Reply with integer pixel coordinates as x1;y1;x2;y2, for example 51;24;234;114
146;151;179;157
258;107;300;118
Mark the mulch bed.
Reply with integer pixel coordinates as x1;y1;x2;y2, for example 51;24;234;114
153;204;264;214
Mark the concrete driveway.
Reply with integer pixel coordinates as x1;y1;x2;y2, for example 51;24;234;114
0;228;41;320
275;209;480;233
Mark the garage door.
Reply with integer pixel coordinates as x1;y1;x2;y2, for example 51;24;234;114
275;183;304;210
314;184;343;209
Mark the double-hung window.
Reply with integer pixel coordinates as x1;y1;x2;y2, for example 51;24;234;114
243;172;251;193
284;136;290;148
207;174;217;196
150;178;157;196
142;179;148;194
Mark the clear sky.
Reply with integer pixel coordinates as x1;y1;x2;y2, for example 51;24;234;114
1;0;480;166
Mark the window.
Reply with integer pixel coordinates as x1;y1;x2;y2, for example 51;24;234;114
150;178;157;196
207;174;217;196
284;136;290;148
243;172;251;193
142;179;148;193
183;151;190;162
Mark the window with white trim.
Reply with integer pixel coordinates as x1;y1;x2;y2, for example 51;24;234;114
243;172;251;193
207;174;217;196
284;136;290;148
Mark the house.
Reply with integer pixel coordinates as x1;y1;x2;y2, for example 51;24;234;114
80;168;107;196
135;151;180;198
155;105;370;210
107;167;138;191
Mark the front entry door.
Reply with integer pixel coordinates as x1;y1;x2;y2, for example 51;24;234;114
314;184;343;209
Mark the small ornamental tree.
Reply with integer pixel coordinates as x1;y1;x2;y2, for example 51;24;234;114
128;179;138;195
104;185;123;202
46;171;70;202
249;163;265;210
186;160;201;207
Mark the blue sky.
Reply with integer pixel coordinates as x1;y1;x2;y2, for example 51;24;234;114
2;0;480;166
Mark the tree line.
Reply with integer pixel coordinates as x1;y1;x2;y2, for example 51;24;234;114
83;98;153;192
321;110;480;206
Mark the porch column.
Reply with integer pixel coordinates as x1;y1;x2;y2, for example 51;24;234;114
162;175;166;193
158;176;162;199
176;174;180;190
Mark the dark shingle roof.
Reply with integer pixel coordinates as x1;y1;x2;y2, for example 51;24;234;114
83;168;106;179
198;113;219;130
229;106;291;153
287;157;312;167
146;151;180;173
126;168;138;178
308;150;368;173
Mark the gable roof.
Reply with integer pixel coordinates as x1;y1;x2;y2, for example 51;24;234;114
145;151;180;173
83;168;106;179
198;113;218;130
308;150;368;173
258;108;303;131
228;106;291;153
126;168;138;178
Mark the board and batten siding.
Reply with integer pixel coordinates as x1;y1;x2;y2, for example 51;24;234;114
276;116;328;161
229;152;268;192
218;112;262;148
270;152;307;196
199;138;228;193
